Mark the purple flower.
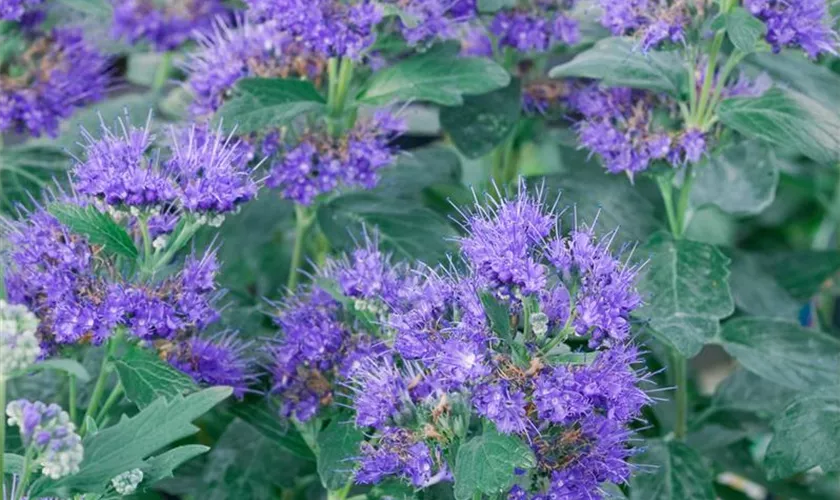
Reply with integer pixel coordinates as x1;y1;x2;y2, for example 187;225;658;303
185;19;327;116
0;28;109;137
489;4;579;54
111;0;229;51
5;399;84;479
73;116;258;215
0;0;43;20
347;356;409;429
385;0;477;46
598;0;686;51
745;0;838;58
266;111;404;205
472;381;529;434
357;428;445;487
168;333;255;398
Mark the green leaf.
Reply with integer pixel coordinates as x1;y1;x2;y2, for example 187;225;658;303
690;141;779;216
3;453;24;475
749;51;840;108
113;344;199;408
537;170;664;246
481;292;512;342
374;146;462;199
30;359;92;383
712;368;796;418
214;78;326;134
0;145;68;211
440;80;521;159
227;397;315;460
453;426;536;500
630;439;715;500
55;0;112;17
30;387;232;496
636;233;734;357
317;192;457;264
725;7;767;53
141;445;209;485
717;317;840;391
754;250;840;300
48;203;139;260
725;250;800;321
199;419;304;499
764;388;840;479
316;418;364;490
548;38;686;95
359;51;510;106
718;88;840;165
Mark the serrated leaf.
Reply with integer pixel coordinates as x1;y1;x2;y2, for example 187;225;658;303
199;419;304;499
30;387;232;496
537;171;663;246
725;250;800;321
712;368;796;418
764;388;840;479
359;52;510;106
636;233;734;357
630;439;715;500
718;317;840;391
113;344;198;408
141;445;209;485
317;192;457;264
548;38;686;95
690;140;779;216
316;418;364;490
29;359;92;383
214;78;326;134
227;397;314;460
440;80;521;159
453;427;536;500
718;88;840;165
725;7;766;53
48;203;138;260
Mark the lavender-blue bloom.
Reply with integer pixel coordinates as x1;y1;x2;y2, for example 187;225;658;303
0;0;42;20
472;381;529;434
357;428;445;487
266;111;404;205
0;28;109;137
490;1;579;54
111;0;228;51
745;0;838;58
168;333;255;398
185;20;326;116
598;0;686;51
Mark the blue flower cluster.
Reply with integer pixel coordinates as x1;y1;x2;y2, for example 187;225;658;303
745;0;838;58
6;400;84;479
489;0;579;54
598;0;687;51
0;27;109;137
269;188;652;497
0;0;42;21
111;0;229;51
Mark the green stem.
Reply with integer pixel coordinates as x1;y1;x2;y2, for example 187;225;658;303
692;30;725;128
701;51;746;128
675;164;695;238
656;176;680;236
327;481;353;500
95;382;123;425
138;215;154;275
152;51;173;92
0;376;6;487
287;205;314;292
13;445;35;500
326;58;355;136
671;351;688;440
81;339;116;436
68;374;77;425
154;221;201;271
812;164;840;250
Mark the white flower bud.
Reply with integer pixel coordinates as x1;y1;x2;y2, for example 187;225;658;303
111;468;144;495
0;301;41;377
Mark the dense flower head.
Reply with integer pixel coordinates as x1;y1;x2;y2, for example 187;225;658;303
246;0;383;58
167;333;255;398
489;0;579;53
6;400;83;479
111;0;229;51
745;0;838;58
382;0;478;46
111;469;144;496
0;28;109;137
567;84;707;174
185;19;327;116
0;0;43;21
265;110;404;205
0;301;40;377
598;0;687;51
271;187;651;495
73;115;258;218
